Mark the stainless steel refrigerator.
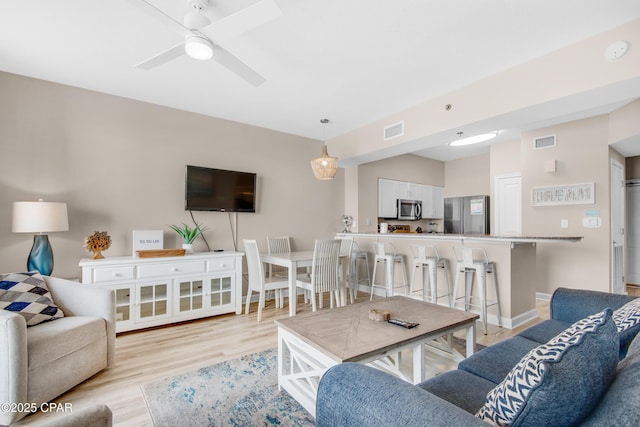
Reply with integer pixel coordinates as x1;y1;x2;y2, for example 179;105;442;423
444;196;490;235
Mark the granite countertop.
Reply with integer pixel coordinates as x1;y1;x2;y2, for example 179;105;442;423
335;232;583;243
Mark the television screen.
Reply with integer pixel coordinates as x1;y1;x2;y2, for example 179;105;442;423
185;165;256;212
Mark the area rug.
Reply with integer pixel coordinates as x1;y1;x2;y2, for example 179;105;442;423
140;348;314;427
141;338;481;427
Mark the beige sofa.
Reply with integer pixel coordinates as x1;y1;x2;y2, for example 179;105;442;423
0;277;115;426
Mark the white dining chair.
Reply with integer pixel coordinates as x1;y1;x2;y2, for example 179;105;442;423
335;236;355;304
266;236;292;278
243;239;289;322
296;239;342;312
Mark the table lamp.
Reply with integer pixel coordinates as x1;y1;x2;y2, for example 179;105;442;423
12;199;69;276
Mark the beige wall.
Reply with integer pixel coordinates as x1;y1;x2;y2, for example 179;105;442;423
0;72;344;283
444;154;490;197
519;116;612;294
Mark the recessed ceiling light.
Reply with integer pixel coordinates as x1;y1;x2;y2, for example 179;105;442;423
450;131;498;147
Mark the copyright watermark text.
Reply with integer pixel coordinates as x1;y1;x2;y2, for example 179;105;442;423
1;402;73;413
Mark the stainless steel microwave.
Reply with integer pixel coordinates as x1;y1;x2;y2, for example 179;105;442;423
397;199;422;220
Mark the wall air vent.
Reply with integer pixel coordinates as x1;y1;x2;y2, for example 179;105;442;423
533;134;556;150
384;121;404;141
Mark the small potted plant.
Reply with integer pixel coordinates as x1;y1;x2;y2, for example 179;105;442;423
168;223;207;253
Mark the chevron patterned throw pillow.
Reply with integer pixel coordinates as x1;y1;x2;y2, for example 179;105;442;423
476;309;618;427
613;298;640;333
0;272;64;326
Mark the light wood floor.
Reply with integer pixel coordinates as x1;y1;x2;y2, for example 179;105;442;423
15;294;550;426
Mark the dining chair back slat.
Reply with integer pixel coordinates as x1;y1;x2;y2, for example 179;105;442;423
267;236;292;278
296;239;342;312
312;239;342;294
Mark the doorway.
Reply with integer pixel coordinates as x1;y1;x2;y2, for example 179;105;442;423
495;173;522;236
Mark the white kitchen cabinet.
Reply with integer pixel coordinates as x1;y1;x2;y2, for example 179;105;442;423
379;178;444;219
378;178;398;218
418;184;444;219
80;252;243;332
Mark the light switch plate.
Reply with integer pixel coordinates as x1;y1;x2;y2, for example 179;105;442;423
561;219;569;229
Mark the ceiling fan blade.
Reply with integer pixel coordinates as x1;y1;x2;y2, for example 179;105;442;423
204;0;282;42
210;44;266;86
125;0;191;38
135;42;185;70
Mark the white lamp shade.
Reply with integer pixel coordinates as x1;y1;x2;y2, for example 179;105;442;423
12;201;69;233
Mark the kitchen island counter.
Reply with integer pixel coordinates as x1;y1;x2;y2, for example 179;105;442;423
337;233;582;244
337;233;583;329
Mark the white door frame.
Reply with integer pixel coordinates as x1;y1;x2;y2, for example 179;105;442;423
611;159;625;294
494;173;522;236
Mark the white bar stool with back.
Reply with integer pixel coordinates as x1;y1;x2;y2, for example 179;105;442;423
409;244;452;306
370;242;408;300
451;246;502;334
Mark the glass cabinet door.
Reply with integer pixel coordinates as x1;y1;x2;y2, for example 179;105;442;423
114;286;133;324
209;276;232;307
137;282;169;321
178;279;204;314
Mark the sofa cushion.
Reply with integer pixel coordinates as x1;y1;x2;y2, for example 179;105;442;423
612;297;640;357
0;272;64;326
419;369;497;414
475;309;618;427
27;316;106;371
458;336;540;384
516;319;570;344
580;332;640;426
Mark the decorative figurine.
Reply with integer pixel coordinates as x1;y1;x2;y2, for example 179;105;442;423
84;231;112;260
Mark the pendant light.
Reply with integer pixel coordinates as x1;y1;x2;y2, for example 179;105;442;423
310;119;338;180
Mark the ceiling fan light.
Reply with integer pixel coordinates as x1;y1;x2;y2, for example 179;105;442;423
185;36;213;60
450;131;498;147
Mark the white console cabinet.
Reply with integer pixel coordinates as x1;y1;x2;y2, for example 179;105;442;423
80;252;243;332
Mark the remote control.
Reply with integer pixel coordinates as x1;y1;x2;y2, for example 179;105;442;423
388;318;419;329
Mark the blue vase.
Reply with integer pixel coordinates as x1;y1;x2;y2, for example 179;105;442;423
27;234;54;276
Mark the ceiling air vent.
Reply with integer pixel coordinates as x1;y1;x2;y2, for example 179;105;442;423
533;134;556;150
384;121;404;141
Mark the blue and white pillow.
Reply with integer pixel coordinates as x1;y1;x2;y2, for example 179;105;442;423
476;309;618;427
0;272;64;326
613;298;640;332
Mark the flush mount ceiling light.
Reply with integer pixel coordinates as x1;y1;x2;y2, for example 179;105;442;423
450;131;498;147
185;36;213;60
311;119;339;180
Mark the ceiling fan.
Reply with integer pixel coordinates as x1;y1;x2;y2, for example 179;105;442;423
126;0;281;86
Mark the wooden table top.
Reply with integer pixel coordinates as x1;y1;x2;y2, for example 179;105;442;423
276;296;479;363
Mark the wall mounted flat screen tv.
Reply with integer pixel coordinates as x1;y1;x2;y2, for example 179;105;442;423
185;165;257;212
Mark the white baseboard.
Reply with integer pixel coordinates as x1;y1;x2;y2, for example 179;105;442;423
536;292;553;301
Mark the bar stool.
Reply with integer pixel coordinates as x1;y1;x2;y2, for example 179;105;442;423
451;247;502;335
370;242;408;300
348;241;371;301
409;244;452;305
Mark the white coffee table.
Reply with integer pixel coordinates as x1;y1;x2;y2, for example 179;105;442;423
275;296;479;417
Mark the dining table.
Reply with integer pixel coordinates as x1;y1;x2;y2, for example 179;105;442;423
261;250;349;316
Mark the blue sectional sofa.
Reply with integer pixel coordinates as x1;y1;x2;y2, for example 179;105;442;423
316;288;640;427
